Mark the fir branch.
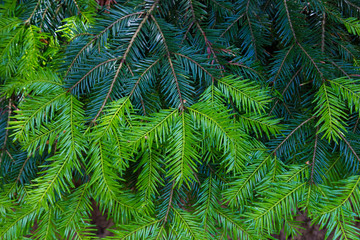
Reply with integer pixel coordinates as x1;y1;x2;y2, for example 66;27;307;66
246;0;257;59
274;116;316;153
173;52;214;79
0;99;11;166
283;0;297;41
228;62;263;78
129;56;162;97
65;12;143;76
321;13;326;53
218;13;245;40
25;0;41;24
92;1;159;122
151;15;184;109
297;43;324;81
273;44;295;85
69;57;119;91
353;117;359;132
163;181;175;223
310;128;319;184
344;0;360;11
270;67;302;115
328;59;350;79
339;133;360;163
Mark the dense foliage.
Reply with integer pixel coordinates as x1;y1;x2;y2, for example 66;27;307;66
1;0;360;239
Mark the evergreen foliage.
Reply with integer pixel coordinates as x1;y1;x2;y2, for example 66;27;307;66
1;0;360;239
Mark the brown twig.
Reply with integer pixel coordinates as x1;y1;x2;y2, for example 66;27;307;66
310;127;319;184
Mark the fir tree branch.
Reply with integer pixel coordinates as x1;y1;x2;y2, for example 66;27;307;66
297;43;324;81
209;0;233;13
218;13;245;40
163;181;175;223
270;67;302;115
253;182;306;221
273;44;295;86
173;52;214;79
128;56;162;98
328;59;350;79
65;12;143;76
246;0;257;59
321;13;326;53
339;133;360;163
353;117;359;132
228;62;262;78
151;15;184;109
310;127;319;184
181;21;194;44
25;0;41;24
344;0;360;11
0;99;11;167
274;116;316;154
16;154;32;183
92;1;159;122
69;57;119;91
283;0;297;41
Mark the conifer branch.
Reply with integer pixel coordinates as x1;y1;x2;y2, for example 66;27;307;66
163;181;175;223
228;62;262;77
283;0;297;41
270;67;302;115
310;128;319;184
246;0;257;59
273;44;294;85
0;99;11;166
151;15;184;109
327;59;350;79
65;12;143;76
297;43;325;81
274;116;316;153
92;1;159;122
339;133;360;163
218;13;245;40
174;52;214;79
128;57;163;98
344;0;360;11
69;57;119;91
353;117;359;133
321;13;326;53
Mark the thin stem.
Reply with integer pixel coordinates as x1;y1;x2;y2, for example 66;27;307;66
228;62;263;78
69;58;119;91
173;52;214;79
273;116;316;153
181;21;194;44
0;99;11;166
246;0;257;59
65;12;143;77
92;1;159;122
273;44;294;86
321;13;326;53
310;127;319;184
283;0;297;41
353;117;359;133
339;133;360;163
151;15;184;110
217;13;245;41
297;43;324;81
270;67;302;115
163;181;175;223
